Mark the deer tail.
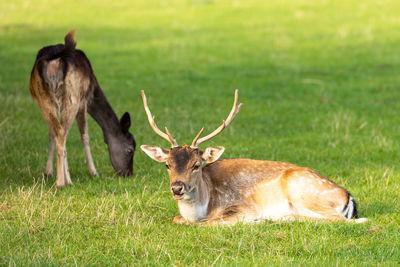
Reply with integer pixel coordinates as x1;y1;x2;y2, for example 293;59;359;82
342;193;368;223
342;194;358;219
64;29;76;52
36;30;77;90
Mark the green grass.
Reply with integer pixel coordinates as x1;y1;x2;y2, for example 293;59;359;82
1;0;400;265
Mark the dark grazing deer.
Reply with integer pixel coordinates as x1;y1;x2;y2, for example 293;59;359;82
29;30;136;187
140;90;367;225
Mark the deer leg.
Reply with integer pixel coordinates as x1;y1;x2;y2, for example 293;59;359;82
63;147;72;185
76;105;97;176
204;205;254;226
289;197;348;222
54;134;67;188
58;101;81;186
46;129;55;176
35;98;66;187
204;215;241;226
173;215;190;225
51;117;76;187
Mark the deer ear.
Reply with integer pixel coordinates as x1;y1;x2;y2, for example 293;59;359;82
201;146;225;164
141;145;169;162
120;112;131;133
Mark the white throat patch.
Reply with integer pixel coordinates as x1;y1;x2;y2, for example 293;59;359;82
178;200;209;222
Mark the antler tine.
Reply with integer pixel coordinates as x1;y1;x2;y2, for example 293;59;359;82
165;127;178;146
141;90;178;147
191;89;243;148
190;127;204;147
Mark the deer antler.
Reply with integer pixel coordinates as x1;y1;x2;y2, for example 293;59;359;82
191;89;243;148
141;90;178;147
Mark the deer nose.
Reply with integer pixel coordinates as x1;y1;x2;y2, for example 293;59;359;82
171;181;185;195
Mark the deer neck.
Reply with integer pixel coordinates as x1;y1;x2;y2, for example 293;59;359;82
87;84;121;142
177;172;211;222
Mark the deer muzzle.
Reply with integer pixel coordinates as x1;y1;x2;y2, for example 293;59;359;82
171;181;185;198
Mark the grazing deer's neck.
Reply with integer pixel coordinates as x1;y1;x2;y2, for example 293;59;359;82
87;84;121;141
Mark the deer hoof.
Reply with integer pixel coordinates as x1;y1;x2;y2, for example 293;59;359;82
173;215;188;225
55;182;66;188
46;171;53;177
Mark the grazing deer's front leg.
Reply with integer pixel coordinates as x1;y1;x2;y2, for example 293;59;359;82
76;105;97;176
46;129;55;176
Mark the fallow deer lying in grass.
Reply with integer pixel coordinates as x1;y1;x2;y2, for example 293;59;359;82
29;30;136;187
140;90;367;225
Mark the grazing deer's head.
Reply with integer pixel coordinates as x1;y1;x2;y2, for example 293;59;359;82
107;112;135;176
141;90;242;200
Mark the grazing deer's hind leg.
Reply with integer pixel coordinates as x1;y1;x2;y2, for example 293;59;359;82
51;107;77;187
53;132;67;187
35;96;66;187
63;147;72;185
76;105;97;176
58;104;80;186
46;129;55;176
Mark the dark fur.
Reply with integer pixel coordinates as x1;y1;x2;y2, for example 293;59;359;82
169;146;200;174
344;192;359;219
33;33;95;101
31;31;136;177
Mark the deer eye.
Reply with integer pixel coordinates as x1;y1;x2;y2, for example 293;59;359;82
193;164;200;171
165;164;170;169
126;148;133;154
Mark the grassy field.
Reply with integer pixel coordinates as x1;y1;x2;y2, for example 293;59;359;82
1;0;400;265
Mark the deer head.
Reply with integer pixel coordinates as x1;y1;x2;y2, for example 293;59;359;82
106;112;135;176
140;90;242;200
